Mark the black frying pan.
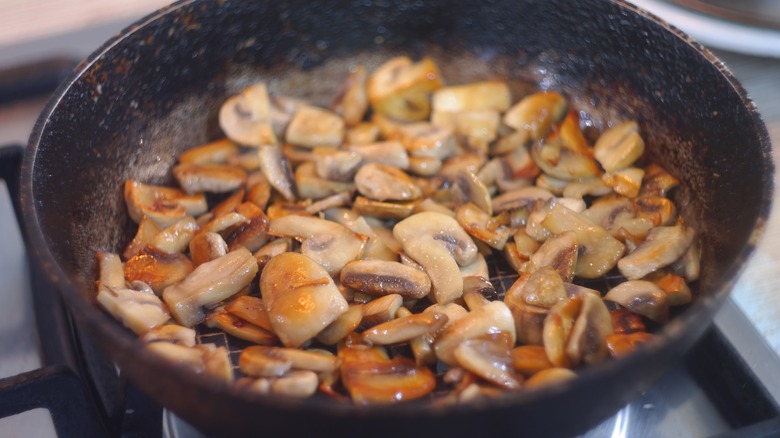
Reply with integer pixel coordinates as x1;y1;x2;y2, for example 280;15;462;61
18;0;773;436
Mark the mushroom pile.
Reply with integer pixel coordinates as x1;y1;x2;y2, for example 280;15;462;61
96;56;700;404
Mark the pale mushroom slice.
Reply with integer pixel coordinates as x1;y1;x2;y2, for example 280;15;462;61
453;333;522;390
531;111;600;181
295;161;354;200
173;163;247;195
285;105;345;148
394;212;478;303
453;170;493;216
331;65;369;127
219;83;277;146
396;122;457;160
148;343;234;384
562;177;613;200
565;292;613;366
432;81;512;113
604;280;670;323
582;196;636;235
407;156;443;177
602;167;645;198
260;252;349;347
491;186;554;214
253;237;293;269
340;260;431;299
505;274;547;346
593;121;645;172
225;295;273;332
503;91;567;140
322;208;396;262
141;324;196;347
479;145;539;194
205;309;277;346
268;215;366;275
148;216;199;255
162;247;258;327
124;248;194;296
618;224;695;280
542;296;581;368
434;301;516;366
348;141;410;169
541;203;625;279
520;266;568;308
96;253;170;335
367;56;442;122
241;346;341;374
346;122;381;145
455;203;512;250
353;196;415;221
432;109;500;155
124;180;207;227
354;163;422;202
258;144;298;202
524;230;578;283
179;138;240;165
312;148;363;182
362;311;448;346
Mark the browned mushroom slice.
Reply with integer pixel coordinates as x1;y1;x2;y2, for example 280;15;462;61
360;294;404;328
228;151;262;171
123;216;163;259
394;212;478;303
542;296;581;368
141;324;196;346
531;111;599;180
453;170;493;215
456;203;512;250
305;192;352;215
541;203;625;279
433;81;511;113
565;292;613;366
97;260;170;335
362;311;448;345
331;65;368;127
260;252;348;347
462;276;498;310
491;186;554;214
593;121;645;172
294;161;354;200
241;346;341;375
201;212;249;235
535;174;569;196
354;163;422;202
124;248;194;296
396;122;456;160
454;332;522;390
503;91;567;140
268;215;366;275
179;138;239;165
525;231;578;283
511;345;554;377
562;177;613;199
225;295;273;332
205;310;277;345
189;231;228;267
173;163;246;195
505;274;547;345
634;195;677;226
524;367;577;389
246;174;272;210
434;301;516;366
317;304;363;345
602;167;644;198
286;105;345;148
513;228;540;259
258;144;297;202
582;196;635;234
346;122;381;145
645;269;692;306
604;280;669;323
640;163;680;197
239;345;293;377
124;180;207;227
605;332;655;358
340;260;431;299
162;247;258;327
503;243;528;273
610;308;646;334
367;56;442;122
313;148;363;182
480;145;540;193
147;216;199;254
219;83;277;146
339;342;437;404
225;202;270;253
348;140;410;169
520;266;568;308
617;224;695;280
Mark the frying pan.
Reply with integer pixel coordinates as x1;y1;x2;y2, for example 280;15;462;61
16;0;773;436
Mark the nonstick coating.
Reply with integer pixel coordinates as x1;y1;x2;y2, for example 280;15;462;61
21;0;773;436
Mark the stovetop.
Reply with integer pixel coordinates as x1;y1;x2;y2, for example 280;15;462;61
1;10;780;438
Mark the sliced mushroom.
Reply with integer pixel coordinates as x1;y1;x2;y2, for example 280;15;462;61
531;111;599;180
246;173;272;210
367;56;442;122
454;333;522;390
348;141;410;169
541;203;625;279
354;163;422;202
396;122;456;160
162;247;258;327
593;121;645;172
305;191;352;215
362;311;448;345
520;266;568;308
407;156;443;177
542;296;581;368
602;167;644;198
582;196;635;234
640;163;680;197
340;260;431;299
124;248;194;296
459;252;490;279
219;83;277;146
360;294;404;328
617;224;695;280
201;211;249;235
179;138;239;165
503;91;567;140
433;81;511;113
605;332;655;358
610;308;647;334
604;280;669;323
294;161;354;200
339;342;437;404
239;345;293;377
260;252;348;347
524;367;577;389
253;237;293;269
524;231;578;283
432;109;500;154
313;148;363;182
242;346;341;374
124;180;207;227
634;195;677;226
96;276;170;336
454;170;493;216
317;304;364;345
141;324;196;346
565;292;613;366
258;144;297;201
673;236;701;282
505;274;547;345
286;105;345;148
491;186;554;214
189;231;228;267
345;122;381;145
511;345;554;377
462;276;497;310
205;309;277;345
224;202;270;253
123;215;163;259
331;65;369;127
269;370;320;398
173;163;247;195
268;215;366;275
394;212;478;303
322;209;397;261
434;301;516;366
224;295;273;332
645;269;692;306
562;177;613;199
456;203;512;250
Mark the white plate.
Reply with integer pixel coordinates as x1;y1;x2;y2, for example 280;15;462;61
632;0;780;58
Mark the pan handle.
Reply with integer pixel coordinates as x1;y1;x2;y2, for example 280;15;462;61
0;144;25;239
